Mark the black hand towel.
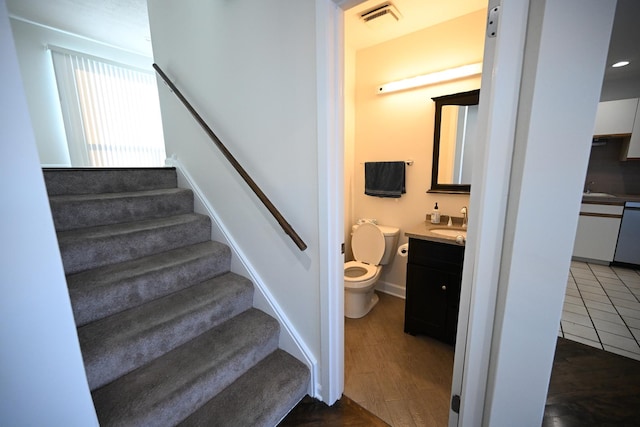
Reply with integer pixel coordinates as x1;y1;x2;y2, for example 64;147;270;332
365;161;406;198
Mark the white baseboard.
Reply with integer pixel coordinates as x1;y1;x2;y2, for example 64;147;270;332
375;280;406;299
166;156;319;398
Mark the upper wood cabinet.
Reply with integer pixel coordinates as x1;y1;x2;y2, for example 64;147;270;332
593;98;639;136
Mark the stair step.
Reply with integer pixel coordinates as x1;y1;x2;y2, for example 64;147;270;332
57;213;211;274
44;167;310;425
91;309;280;427
68;241;231;326
49;188;194;231
43;167;177;196
178;350;309;427
79;272;254;390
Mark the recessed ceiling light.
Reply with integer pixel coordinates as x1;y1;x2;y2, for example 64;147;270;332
612;61;630;68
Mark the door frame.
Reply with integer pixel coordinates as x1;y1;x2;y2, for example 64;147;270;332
450;0;529;423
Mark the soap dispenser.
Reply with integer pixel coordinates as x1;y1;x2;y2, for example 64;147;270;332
431;203;441;224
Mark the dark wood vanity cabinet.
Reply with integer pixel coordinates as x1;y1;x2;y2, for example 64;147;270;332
404;238;465;345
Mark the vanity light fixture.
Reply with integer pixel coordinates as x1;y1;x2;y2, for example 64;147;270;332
377;62;483;95
612;60;630;68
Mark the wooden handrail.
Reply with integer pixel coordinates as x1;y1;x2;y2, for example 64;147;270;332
153;64;307;251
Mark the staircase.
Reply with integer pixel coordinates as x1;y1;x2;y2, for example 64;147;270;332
44;167;309;427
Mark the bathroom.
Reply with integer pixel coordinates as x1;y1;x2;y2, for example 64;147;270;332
341;2;487;423
343;5;484;297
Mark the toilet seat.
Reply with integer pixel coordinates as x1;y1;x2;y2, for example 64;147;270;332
344;261;379;284
344;222;394;319
344;223;385;288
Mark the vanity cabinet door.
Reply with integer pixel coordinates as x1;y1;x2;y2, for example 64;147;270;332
404;238;464;345
405;264;448;337
445;275;462;344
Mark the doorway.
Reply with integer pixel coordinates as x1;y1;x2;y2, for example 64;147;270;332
329;0;617;423
340;1;488;422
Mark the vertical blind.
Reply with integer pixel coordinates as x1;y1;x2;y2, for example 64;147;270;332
50;48;166;167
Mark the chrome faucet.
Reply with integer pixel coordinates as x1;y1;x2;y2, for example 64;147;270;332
461;206;468;229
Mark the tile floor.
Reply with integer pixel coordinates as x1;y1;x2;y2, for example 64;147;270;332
561;261;640;361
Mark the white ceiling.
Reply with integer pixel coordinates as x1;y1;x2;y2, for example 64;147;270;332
6;0;152;56
604;0;640;82
5;0;640;82
344;0;487;51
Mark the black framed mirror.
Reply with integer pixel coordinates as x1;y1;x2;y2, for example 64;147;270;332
429;89;480;193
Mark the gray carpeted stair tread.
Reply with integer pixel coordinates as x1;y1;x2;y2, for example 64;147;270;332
68;241;231;326
178;349;310;427
57;213;211;274
79;272;254;390
44;168;310;425
92;309;280;427
50;188;194;231
43;167;177;196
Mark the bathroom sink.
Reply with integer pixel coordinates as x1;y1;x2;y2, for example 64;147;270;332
430;228;467;238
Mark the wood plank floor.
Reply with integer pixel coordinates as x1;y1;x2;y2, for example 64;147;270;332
343;292;453;426
544;337;640;426
280;292;640;426
281;292;452;426
279;395;389;426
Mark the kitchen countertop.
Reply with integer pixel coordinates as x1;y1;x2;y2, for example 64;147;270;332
405;216;467;246
582;193;640;204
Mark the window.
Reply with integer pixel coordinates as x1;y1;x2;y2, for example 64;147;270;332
50;48;166;167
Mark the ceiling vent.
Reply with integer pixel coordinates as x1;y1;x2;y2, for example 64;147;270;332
360;3;401;26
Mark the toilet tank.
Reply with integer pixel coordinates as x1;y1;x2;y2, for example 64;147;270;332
377;225;400;265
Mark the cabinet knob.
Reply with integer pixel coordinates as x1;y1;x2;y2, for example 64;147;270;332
441;285;447;291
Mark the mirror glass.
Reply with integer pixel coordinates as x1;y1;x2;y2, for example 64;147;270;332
430;89;480;193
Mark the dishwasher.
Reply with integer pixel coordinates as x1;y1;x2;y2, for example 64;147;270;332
614;201;640;266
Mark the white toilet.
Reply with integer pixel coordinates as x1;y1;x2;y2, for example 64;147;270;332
344;222;400;319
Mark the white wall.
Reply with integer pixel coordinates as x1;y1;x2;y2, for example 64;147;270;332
344;43;356;263
147;0;324;394
0;1;97;424
347;10;485;297
9;18;153;166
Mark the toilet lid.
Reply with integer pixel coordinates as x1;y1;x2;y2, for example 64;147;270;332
352;222;385;265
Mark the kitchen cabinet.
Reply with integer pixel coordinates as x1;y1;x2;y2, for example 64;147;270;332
572;202;624;263
628;104;640;158
592;98;640;159
593;98;638;136
404;238;464;345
